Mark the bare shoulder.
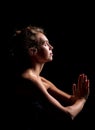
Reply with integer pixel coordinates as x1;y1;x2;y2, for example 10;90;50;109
40;76;53;84
22;71;40;82
22;72;51;90
40;76;57;89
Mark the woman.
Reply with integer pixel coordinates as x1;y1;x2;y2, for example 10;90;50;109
11;25;90;122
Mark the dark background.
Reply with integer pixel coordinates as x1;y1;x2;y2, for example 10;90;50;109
6;1;94;128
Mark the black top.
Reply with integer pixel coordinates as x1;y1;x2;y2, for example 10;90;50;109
15;76;71;123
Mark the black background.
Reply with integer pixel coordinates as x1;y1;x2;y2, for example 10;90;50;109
5;1;95;128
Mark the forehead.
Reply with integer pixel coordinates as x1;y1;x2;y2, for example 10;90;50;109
36;33;48;42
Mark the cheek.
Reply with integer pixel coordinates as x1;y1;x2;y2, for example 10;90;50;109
38;47;49;57
40;50;48;58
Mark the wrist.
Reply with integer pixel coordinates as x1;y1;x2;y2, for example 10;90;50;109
79;98;86;103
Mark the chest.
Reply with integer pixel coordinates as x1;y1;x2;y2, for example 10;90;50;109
41;79;50;90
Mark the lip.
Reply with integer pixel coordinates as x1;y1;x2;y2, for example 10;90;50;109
50;53;53;56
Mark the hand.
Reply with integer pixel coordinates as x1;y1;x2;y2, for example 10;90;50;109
72;74;90;100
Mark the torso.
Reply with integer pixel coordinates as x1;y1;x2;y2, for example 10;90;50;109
40;76;50;90
21;70;51;90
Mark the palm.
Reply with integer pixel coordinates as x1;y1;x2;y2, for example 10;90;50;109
72;74;90;100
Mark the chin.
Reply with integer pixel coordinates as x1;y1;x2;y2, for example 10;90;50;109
48;58;53;62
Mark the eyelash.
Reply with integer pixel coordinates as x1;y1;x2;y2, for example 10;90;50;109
44;43;47;46
41;41;49;46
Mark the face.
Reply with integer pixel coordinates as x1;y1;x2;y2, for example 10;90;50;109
36;33;53;63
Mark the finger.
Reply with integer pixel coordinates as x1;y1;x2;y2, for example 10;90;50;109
87;79;90;87
84;75;87;81
86;79;90;96
78;74;83;95
77;74;81;91
83;75;87;92
84;79;90;99
72;83;76;96
81;74;85;86
77;74;86;98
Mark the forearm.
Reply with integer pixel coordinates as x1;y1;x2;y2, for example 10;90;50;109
46;93;86;120
66;98;86;120
48;87;72;104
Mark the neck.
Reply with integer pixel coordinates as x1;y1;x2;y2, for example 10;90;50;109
31;62;44;76
23;62;45;78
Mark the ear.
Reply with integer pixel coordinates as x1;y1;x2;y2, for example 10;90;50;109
28;47;37;56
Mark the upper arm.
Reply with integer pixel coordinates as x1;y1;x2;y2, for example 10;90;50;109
18;76;83;120
41;76;71;101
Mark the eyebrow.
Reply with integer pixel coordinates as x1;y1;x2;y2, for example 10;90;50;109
39;39;49;44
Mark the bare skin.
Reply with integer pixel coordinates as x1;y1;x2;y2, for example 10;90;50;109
20;32;90;120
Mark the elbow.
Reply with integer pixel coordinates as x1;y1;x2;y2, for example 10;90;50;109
66;111;76;120
70;115;76;120
65;107;78;120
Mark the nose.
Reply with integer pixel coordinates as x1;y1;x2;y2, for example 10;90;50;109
49;44;53;50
